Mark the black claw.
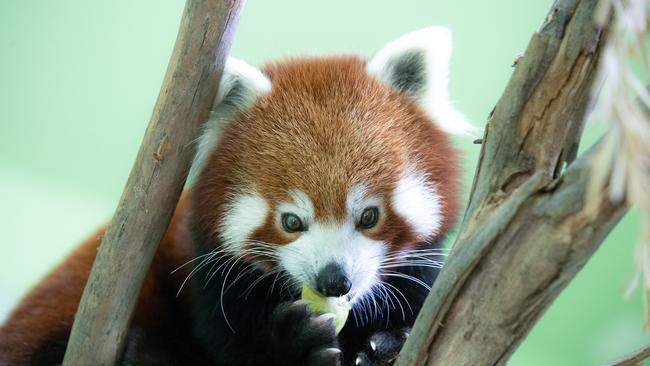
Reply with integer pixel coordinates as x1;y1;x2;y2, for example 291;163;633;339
306;348;342;366
354;352;372;365
354;328;411;366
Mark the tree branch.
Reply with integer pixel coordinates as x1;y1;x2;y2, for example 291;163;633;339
396;0;625;365
607;343;650;366
61;1;245;365
463;0;604;224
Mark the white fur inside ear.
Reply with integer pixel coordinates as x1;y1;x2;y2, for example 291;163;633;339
189;57;272;182
366;27;474;135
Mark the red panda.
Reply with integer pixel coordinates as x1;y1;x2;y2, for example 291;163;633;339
0;27;470;366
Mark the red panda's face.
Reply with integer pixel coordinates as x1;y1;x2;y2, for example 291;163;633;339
190;27;470;303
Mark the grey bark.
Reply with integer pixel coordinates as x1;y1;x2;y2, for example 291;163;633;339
396;0;626;365
607;343;650;366
61;1;245;365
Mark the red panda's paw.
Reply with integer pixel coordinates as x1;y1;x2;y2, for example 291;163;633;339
270;300;341;366
352;328;410;366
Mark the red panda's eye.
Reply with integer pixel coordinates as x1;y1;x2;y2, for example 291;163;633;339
281;213;306;233
358;207;379;229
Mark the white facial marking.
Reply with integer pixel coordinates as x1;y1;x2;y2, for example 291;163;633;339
346;184;383;221
392;169;443;239
219;192;269;251
277;190;315;225
277;186;387;304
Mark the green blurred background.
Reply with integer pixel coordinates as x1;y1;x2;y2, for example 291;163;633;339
0;1;646;364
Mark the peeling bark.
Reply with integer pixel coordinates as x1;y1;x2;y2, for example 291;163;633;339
396;0;624;365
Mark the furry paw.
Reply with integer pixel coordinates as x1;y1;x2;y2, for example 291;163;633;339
270;300;341;366
352;328;409;366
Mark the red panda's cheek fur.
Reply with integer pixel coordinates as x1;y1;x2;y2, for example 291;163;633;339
364;205;419;250
189;178;229;247
189;156;252;252
239;245;279;271
419;134;461;237
248;213;294;248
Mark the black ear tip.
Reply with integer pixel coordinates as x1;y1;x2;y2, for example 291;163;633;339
388;49;427;97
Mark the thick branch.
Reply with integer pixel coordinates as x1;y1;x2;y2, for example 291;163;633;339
396;0;623;365
62;1;244;365
398;145;625;366
462;0;603;225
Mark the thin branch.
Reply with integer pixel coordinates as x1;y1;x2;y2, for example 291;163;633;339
61;1;245;365
607;343;650;366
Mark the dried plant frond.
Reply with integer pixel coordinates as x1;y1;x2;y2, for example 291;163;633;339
589;0;650;325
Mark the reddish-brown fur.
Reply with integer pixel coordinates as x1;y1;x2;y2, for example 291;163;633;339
0;56;459;364
194;56;459;251
0;197;196;365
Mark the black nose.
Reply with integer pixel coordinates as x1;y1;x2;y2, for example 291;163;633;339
316;263;351;297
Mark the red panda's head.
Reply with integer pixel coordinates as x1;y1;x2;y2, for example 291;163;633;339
189;27;470;304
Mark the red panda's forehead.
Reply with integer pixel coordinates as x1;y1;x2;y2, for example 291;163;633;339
214;57;433;219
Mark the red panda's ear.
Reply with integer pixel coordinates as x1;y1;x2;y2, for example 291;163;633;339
366;27;474;135
188;57;272;182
